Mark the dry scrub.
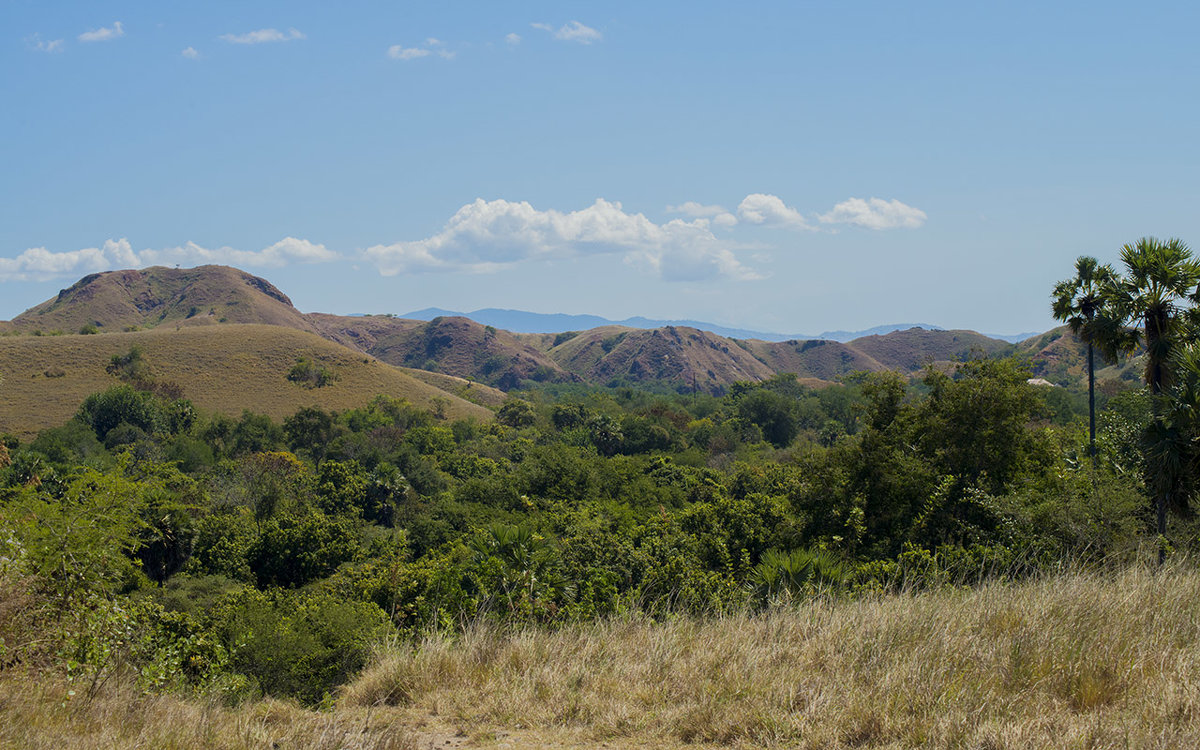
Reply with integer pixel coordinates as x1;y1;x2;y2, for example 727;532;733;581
345;565;1200;748
0;678;420;750
7;567;1200;749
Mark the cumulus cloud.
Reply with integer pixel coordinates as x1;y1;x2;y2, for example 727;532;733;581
364;198;759;282
387;45;430;60
140;237;337;268
78;22;124;42
387;42;454;60
181;46;199;59
667;202;738;228
0;239;136;282
505;33;522;46
531;20;602;44
818;197;927;229
0;237;336;283
28;35;64;53
220;28;305;45
737;194;814;230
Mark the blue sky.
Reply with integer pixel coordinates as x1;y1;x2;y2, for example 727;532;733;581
3;2;1199;336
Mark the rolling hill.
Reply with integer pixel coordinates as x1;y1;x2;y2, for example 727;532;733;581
541;325;776;391
9;265;320;335
0;324;493;439
307;313;577;389
0;265;1087;399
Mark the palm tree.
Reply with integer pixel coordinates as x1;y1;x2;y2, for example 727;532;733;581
1051;256;1119;466
1106;237;1200;563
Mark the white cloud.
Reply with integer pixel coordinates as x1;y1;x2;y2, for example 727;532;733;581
220;28;305;45
387;42;454;60
78;22;124;42
364;198;759;282
505;33;522;46
181;46;199;59
0;237;336;283
667;201;726;218
668;202;738;229
0;239;136;282
28;35;64;53
737;194;814;230
387;45;430;60
140;237;337;268
532;20;602;44
818;197;927;230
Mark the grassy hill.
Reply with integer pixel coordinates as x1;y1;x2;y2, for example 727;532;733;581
544;325;776;393
308;313;576;389
1;265;1071;394
846;327;1016;373
0;324;491;438
739;338;887;381
9;265;320;335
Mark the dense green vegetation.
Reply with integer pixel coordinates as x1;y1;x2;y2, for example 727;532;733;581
9;239;1200;713
0;351;1165;707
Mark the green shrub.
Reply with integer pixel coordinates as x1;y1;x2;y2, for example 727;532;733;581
247;511;358;588
212;589;390;704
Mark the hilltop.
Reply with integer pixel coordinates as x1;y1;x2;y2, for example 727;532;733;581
8;265;319;335
0;324;493;438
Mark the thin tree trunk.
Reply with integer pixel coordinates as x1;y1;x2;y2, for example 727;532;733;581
1088;341;1096;469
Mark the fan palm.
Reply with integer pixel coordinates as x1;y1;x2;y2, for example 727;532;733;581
1051;256;1120;465
1106;237;1200;562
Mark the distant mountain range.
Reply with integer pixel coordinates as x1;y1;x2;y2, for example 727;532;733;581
399;307;1040;344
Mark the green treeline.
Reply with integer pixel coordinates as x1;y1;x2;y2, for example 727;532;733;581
0;350;1164;705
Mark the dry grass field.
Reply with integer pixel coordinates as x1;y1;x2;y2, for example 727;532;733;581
341;564;1200;748
6;565;1199;749
0;325;492;439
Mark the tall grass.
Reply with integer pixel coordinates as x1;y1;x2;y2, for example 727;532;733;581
343;563;1200;748
0;677;419;750
6;565;1200;748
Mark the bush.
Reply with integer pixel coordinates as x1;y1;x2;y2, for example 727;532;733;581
287;357;337;388
213;589;390;704
247;511;359;588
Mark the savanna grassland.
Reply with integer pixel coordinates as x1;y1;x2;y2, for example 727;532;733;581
0;324;494;438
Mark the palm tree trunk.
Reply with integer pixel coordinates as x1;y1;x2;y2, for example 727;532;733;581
1088;341;1096;469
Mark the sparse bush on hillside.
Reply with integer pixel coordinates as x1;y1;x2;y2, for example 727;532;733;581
287;357;337;388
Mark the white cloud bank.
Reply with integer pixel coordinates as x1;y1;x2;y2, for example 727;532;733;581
0;238;336;283
78;22;124;42
734;193;926;231
737;194;815;230
667;202;738;228
365;198;758;282
818;197;927;229
2;194;925;285
531;21;602;44
220;28;305;45
181;46;199;59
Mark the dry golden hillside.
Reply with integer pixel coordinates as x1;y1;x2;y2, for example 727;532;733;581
546;325;776;393
0;324;491;439
739;338;887;381
308;313;575;389
9;265;322;335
